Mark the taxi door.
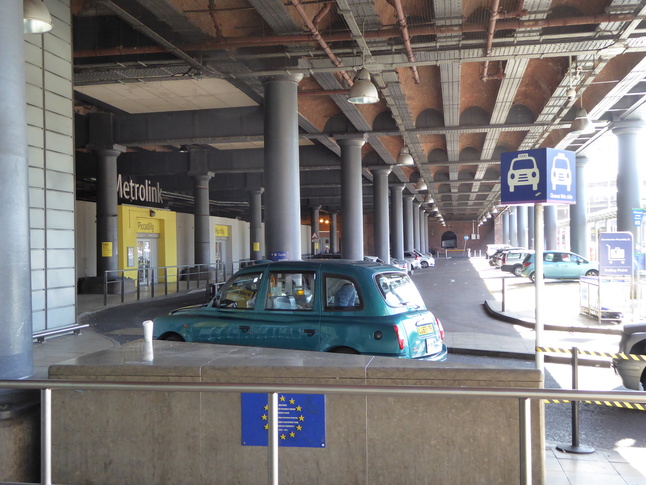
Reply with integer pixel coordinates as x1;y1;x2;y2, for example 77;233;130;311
252;270;321;351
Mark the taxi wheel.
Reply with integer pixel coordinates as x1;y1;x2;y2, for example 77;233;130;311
328;347;359;354
586;270;599;277
161;333;185;342
513;266;523;277
529;272;537;283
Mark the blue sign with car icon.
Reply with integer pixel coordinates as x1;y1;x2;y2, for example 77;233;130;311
501;148;576;205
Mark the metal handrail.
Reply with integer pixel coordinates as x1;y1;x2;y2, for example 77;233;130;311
101;261;240;306
1;378;645;485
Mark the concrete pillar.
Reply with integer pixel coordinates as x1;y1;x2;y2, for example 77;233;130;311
310;206;321;255
390;184;405;260
263;74;303;260
0;0;33;384
192;173;213;266
528;206;535;250
413;201;421;250
509;207;518;246
502;210;510;245
403;194;414;251
613;121;646;241
372;168;391;263
544;205;558;249
337;135;366;260
330;211;338;253
94;145;126;277
570;156;589;257
517;205;528;248
420;210;428;253
248;188;263;260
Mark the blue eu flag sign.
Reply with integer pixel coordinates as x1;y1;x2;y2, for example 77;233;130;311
241;393;326;448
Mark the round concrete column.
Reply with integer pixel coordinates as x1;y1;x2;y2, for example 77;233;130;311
422;211;430;253
528;206;535;249
517;205;528;248
372;168;391;263
336;136;366;260
263;74;303;260
570;156;589;257
0;1;33;382
248;188;263;260
403;194;414;251
509;207;518;246
390;184;405;260
330;211;338;253
544;205;558;249
413;201;421;250
502;210;510;244
193;173;213;266
310;205;321;255
94;146;126;276
613;121;646;240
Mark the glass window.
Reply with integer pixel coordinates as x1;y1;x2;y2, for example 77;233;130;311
216;272;263;309
265;272;316;311
376;272;426;309
325;276;361;310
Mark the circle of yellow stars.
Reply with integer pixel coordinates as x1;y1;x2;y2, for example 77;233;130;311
261;395;305;440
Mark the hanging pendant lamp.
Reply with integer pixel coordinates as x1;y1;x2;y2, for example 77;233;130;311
347;68;379;104
24;0;53;34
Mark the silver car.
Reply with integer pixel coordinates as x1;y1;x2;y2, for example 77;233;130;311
613;323;646;390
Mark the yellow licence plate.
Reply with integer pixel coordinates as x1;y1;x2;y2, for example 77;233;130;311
417;324;435;337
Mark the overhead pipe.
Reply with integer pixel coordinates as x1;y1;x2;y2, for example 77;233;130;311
74;12;637;58
207;0;224;42
387;0;420;84
289;0;355;87
481;0;504;81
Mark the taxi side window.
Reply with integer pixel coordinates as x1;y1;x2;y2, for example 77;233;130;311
265;271;315;311
216;273;262;309
325;276;361;310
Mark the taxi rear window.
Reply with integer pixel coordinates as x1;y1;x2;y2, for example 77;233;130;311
376;272;426;309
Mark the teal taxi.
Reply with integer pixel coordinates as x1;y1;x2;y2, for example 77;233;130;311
153;260;447;360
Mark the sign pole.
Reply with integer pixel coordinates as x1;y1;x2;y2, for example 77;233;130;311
535;204;544;372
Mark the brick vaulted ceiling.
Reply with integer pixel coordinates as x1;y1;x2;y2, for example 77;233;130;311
72;0;646;222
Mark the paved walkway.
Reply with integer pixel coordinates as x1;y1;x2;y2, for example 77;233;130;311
29;257;644;484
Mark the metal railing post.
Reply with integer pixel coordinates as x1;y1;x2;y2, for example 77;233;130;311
519;397;532;485
268;392;279;485
103;271;108;306
137;270;141;301
556;347;594;454
121;271;125;303
151;269;155;298
41;388;52;485
164;266;168;295
502;277;507;312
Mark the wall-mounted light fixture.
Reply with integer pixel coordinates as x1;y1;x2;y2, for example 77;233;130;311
24;0;53;34
149;210;156;217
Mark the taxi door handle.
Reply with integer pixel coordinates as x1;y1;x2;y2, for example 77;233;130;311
304;329;316;336
240;326;251;333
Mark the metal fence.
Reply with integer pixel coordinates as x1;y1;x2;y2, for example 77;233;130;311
1;378;645;485
101;260;257;306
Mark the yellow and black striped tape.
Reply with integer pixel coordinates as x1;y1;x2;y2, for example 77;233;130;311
536;347;646;361
544;399;646;411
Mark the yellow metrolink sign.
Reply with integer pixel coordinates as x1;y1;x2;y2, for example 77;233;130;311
117;174;163;204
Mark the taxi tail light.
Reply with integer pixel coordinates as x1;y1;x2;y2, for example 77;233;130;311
436;318;445;340
393;325;405;350
523;262;531;268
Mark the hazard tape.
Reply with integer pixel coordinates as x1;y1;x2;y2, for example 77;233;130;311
544;399;646;411
536;347;646;361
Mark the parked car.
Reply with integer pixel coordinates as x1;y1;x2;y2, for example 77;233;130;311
413;249;435;268
613;323;646;390
154;260;448;361
403;251;422;270
363;255;412;274
490;247;525;268
486;244;512;259
520;251;599;282
501;250;534;277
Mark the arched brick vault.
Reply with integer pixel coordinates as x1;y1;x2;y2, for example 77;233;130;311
71;0;646;222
